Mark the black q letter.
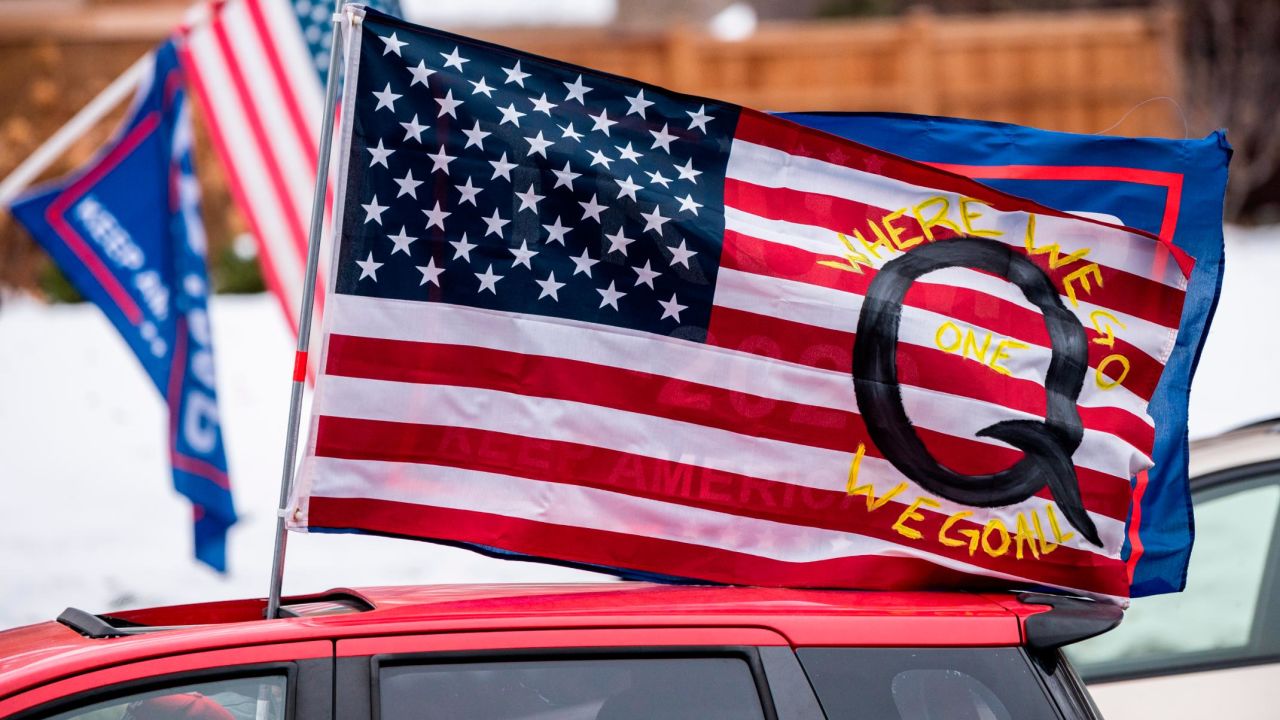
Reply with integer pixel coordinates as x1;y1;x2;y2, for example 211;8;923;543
852;237;1101;547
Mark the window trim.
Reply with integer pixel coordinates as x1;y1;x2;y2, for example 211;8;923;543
6;662;301;720
1080;462;1280;683
364;646;779;720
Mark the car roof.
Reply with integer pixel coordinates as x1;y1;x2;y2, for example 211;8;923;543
1190;417;1280;482
0;583;1049;697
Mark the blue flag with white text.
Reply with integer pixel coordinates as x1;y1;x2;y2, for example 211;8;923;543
779;112;1230;596
11;40;236;571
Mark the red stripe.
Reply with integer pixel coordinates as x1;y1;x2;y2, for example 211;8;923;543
724;178;1186;331
306;495;1127;597
1126;469;1148;584
735;108;1194;278
179;39;300;337
243;0;318;259
720;231;1168;401
43;115;159;325
322;334;1133;520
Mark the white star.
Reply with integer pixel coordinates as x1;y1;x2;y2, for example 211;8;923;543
677;194;702;215
562;74;592;104
668;239;697;268
587;149;613;169
558;123;583;142
462;120;490;150
400;114;427;143
645;169;672;188
468;76;495;97
658;293;687;321
640;204;669;234
372;83;401;112
362;196;387;224
530;93;556;115
588;109;617;136
502;60;530;87
407;60;434;87
624;89;655;118
356;252;382;281
615;142;642;163
498;103;526;127
435;90;462;118
686;104;712;133
440;46;469;71
379;32;407;56
387;226;417;256
427;145;456;174
542;216;571;245
675;158;702;183
482;208;510;237
422;201;451;230
570;248;599;277
416;258;444;286
489;152;517;182
649;123;677;153
455;176;482;206
536;271;565;301
604;227;636;255
514;185;544;213
578;194;607;223
524;131;553;158
632;260;660;288
367;139;394;168
475;264;503;294
614;175;642;201
510;240;538;269
596;281;626;310
551;161;580;190
393;169;422;199
449;233;476;262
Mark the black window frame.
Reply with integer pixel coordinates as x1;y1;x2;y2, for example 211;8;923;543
1075;460;1280;683
7;658;332;720
338;645;783;720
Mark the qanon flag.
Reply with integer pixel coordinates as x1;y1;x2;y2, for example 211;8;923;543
11;40;236;571
288;7;1192;601
779;112;1230;597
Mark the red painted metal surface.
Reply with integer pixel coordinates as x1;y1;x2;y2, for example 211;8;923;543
0;583;1042;703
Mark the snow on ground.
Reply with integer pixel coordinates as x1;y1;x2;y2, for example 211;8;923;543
1;226;1277;627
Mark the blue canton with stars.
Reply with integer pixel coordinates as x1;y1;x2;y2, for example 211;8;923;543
335;8;738;342
293;0;401;81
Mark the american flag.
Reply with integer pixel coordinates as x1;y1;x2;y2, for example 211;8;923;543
177;0;400;336
290;7;1191;600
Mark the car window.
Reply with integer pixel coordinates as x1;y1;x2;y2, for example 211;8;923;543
378;656;766;720
37;675;287;720
1068;471;1280;678
796;647;1061;720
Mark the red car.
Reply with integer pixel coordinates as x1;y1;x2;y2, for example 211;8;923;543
0;584;1116;720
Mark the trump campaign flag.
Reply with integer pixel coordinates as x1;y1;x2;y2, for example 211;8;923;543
779;112;1231;597
10;40;236;571
287;7;1193;601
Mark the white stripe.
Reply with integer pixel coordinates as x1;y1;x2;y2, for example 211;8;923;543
311;370;1125;551
725;207;1180;365
300;456;1120;599
186;25;305;314
727;138;1187;291
256;0;325;138
715;267;1164;420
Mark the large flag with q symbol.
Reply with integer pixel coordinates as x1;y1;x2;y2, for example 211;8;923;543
286;7;1192;602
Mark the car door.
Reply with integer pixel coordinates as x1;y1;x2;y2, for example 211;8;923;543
334;627;823;720
0;641;333;720
1067;462;1280;719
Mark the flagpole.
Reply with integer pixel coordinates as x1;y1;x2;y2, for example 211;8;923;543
265;1;349;620
0;54;151;208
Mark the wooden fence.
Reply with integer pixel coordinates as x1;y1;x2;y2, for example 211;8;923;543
470;6;1182;137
